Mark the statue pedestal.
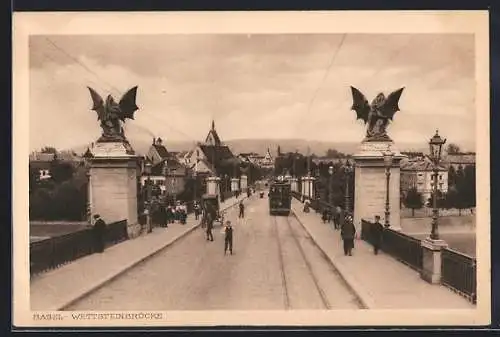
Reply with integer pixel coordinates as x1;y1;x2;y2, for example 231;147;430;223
352;140;405;234
89;141;141;239
290;177;298;193
206;176;221;196
230;178;240;192
421;238;448;284
240;175;248;192
302;176;315;200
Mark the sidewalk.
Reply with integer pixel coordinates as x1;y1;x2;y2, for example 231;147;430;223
30;195;246;311
291;199;475;309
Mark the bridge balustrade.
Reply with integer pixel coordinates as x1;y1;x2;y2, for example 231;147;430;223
30;220;128;277
441;248;477;303
361;220;423;272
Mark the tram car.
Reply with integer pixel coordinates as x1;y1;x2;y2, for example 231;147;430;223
268;179;291;216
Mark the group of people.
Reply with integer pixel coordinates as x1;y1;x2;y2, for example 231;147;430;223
146;200;189;228
318;206;386;256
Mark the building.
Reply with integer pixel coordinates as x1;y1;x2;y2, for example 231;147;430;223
400;157;448;201
183;120;240;177
140;137;188;197
29;150;83;181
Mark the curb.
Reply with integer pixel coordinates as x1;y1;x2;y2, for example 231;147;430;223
290;207;376;310
57;197;245;311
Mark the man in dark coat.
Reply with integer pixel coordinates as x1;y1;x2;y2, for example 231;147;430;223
224;220;234;255
341;213;356;256
159;204;168;228
206;211;214;241
372;215;384;255
238;201;245;218
93;214;106;253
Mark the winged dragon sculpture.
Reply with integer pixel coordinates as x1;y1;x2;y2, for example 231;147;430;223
87;86;139;142
350;86;405;141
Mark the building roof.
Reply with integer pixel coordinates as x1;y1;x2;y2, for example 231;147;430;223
152;144;170;159
204;120;222;146
30;160;52;170
444;154;476;165
29;152;55;162
199;144;235;164
146;157;186;176
401;157;447;171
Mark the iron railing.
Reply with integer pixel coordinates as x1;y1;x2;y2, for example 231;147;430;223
361;219;423;271
441;247;477;303
30;219;128;277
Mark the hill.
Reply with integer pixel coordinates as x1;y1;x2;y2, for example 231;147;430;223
68;138;443;158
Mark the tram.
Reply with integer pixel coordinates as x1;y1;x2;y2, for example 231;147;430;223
268;178;291;216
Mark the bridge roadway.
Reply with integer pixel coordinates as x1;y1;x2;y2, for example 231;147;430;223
66;196;361;311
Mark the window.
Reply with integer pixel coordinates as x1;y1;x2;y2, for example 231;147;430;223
439;175;442;180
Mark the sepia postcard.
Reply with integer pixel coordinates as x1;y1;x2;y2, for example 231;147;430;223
13;10;490;327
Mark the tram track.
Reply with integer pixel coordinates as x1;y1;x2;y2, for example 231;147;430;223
271;215;291;310
271;215;331;310
283;216;331;309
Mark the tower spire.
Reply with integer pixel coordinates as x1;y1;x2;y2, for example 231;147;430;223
211;120;215;130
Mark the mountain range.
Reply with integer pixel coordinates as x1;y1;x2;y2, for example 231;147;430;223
67;138;474;158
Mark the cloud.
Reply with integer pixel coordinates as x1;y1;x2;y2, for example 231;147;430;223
29;34;476;152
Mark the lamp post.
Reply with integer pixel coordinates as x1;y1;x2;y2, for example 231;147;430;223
85;170;91;223
328;165;334;207
144;161;152;233
344;160;353;213
383;149;394;228
429;130;446;240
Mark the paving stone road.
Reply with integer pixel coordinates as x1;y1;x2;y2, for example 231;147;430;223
66;196;360;311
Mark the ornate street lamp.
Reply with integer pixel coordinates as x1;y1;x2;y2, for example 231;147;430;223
328;165;334;207
344;160;353;213
383;148;394;228
428;130;446;240
144;161;152;233
85;170;91;223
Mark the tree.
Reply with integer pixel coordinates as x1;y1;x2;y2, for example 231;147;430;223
50;159;75;183
446;143;461;155
447;165;457;188
403;187;424;216
41;146;57;154
325;148;347;158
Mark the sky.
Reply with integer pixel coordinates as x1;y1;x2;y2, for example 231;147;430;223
29;34;476;152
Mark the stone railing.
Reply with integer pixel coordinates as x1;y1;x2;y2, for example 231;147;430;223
361;219;476;303
30;220;128;277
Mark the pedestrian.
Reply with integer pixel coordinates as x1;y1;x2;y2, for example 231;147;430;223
194;201;200;220
238;201;245;218
92;214;107;253
223;220;234;255
159;204;168;228
334;206;341;229
372;215;384;255
206;211;214;241
341;213;356;256
321;208;328;223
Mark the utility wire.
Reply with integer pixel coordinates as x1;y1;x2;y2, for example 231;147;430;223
45;37;123;97
44;37;200;144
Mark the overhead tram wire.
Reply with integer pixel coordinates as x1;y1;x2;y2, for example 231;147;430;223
44;37;201;145
328;35;416;115
294;34;347;134
44;37;123;98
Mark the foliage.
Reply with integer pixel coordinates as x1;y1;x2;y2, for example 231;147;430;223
41;146;57;154
325;148;347;158
446;143;461;155
29;179;87;221
403;187;424;215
